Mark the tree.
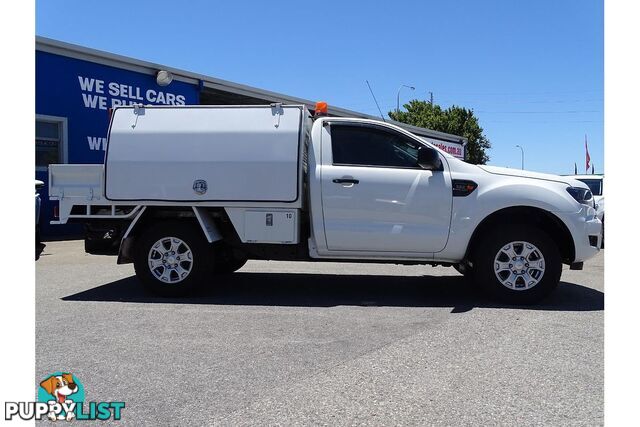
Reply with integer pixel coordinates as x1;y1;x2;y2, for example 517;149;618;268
388;100;491;164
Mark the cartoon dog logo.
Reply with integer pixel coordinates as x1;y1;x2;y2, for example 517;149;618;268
40;373;78;421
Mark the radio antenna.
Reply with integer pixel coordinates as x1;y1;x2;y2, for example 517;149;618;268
366;80;386;122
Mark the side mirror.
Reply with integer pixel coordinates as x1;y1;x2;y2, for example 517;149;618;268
417;146;442;171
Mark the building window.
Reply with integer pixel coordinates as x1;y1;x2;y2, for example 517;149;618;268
36;118;65;169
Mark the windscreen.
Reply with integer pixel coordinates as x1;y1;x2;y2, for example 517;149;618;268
576;178;603;196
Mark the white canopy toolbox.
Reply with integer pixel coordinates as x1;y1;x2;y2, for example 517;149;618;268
105;104;306;202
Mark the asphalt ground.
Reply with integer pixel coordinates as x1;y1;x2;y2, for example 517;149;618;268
36;240;603;426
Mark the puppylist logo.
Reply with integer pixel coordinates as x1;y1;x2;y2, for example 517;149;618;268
4;372;125;421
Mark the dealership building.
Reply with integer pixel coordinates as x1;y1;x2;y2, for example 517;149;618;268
36;36;466;236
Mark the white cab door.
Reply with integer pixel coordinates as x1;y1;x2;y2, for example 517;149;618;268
321;123;452;253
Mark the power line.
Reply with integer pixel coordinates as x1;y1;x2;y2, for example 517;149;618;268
436;89;603;96
475;110;601;114
344;97;602;111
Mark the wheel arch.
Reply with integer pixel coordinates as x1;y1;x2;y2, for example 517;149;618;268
116;206;223;264
465;206;576;265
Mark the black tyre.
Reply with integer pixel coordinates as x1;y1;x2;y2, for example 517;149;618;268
35;224;44;261
213;243;248;274
471;225;562;304
133;220;214;297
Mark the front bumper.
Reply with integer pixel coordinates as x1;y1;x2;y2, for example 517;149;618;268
556;205;602;263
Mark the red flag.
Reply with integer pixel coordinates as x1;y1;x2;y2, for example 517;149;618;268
585;135;591;173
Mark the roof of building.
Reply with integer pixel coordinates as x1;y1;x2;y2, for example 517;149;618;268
36;36;466;145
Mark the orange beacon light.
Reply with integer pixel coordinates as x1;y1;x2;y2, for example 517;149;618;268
314;101;328;116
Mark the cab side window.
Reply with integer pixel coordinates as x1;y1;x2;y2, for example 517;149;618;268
331;124;420;168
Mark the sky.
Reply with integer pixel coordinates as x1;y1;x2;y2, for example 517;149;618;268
36;0;603;174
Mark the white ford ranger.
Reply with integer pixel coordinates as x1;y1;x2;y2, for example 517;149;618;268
49;104;601;303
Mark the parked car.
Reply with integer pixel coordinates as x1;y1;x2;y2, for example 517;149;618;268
48;104;601;304
573;174;604;247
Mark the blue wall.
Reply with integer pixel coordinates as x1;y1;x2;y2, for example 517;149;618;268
36;51;199;236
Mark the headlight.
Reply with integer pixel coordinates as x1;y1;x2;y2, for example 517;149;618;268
566;186;595;207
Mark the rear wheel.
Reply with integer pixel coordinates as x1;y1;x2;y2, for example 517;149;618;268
133;221;214;297
471;225;562;304
213;245;248;274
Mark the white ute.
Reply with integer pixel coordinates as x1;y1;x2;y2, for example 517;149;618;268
49;104;601;303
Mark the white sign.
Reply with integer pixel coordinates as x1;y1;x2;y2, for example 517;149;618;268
420;136;465;159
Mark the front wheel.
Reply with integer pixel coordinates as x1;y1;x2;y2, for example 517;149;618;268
133;221;214;297
471;225;562;304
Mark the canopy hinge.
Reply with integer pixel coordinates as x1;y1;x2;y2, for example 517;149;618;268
271;103;283;128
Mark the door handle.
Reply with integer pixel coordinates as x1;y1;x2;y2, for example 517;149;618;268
333;178;359;185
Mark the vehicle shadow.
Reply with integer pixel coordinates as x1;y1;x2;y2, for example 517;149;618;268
61;272;604;313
